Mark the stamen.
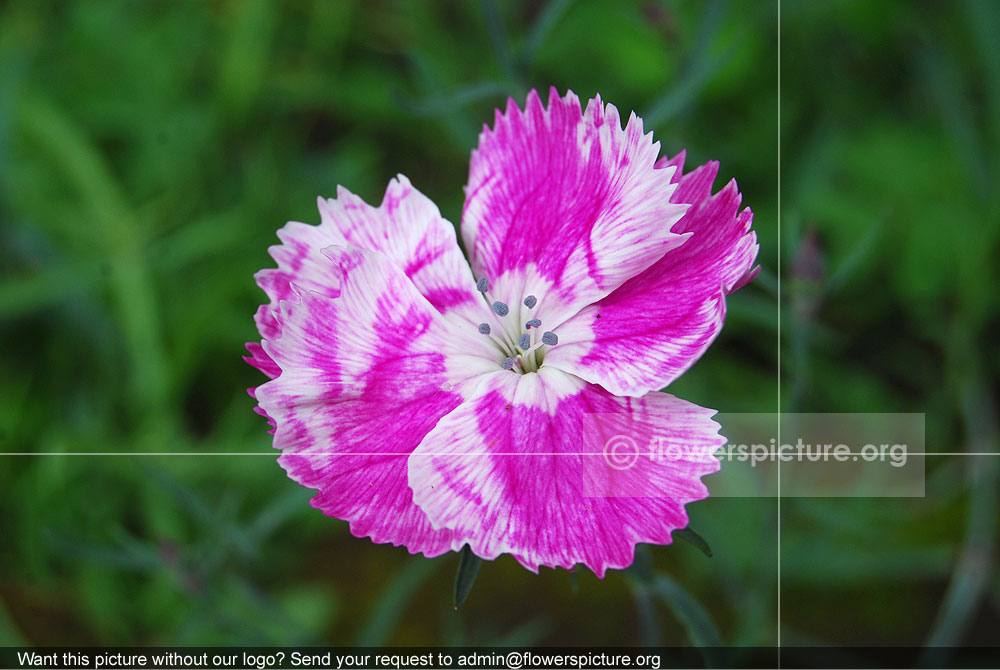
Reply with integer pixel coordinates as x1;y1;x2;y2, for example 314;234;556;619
481;299;518;353
472;285;552;372
520;331;557;362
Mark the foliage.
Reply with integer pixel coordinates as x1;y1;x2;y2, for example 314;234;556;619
1;0;997;649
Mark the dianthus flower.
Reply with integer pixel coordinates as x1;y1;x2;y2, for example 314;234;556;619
246;88;757;576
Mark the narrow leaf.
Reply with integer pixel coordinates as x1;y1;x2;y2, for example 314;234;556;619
631;581;663;647
481;0;518;80
453;545;483;609
357;558;438;645
675;527;713;557
521;0;575;69
650;574;724;665
392;82;510;117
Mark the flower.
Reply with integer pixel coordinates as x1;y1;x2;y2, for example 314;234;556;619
246;88;757;577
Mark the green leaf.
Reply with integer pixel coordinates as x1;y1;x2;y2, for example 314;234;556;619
628;550;724;662
631;581;663;647
643;0;736;127
453;545;483;610
357;558;439;645
650;574;724;654
393;81;511;117
0;598;26;645
675;527;713;557
481;0;518;81
520;0;575;69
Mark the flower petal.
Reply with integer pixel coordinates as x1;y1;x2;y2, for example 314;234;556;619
316;175;481;323
247;175;483;380
244;340;281;380
255;246;495;557
543;152;758;396
248;218;346;377
461;88;688;325
408;367;724;577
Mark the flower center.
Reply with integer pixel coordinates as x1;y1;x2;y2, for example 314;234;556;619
474;276;559;374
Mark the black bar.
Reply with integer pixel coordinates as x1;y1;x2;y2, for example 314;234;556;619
1;647;999;670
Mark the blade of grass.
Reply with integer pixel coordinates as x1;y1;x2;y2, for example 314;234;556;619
630;579;663;646
0;599;26;645
629;546;724;660
520;0;575;70
961;0;1000;163
356;557;440;645
0;260;103;318
916;45;989;199
644;0;738;127
15;95;169;419
824;208;888;296
481;0;519;82
486;616;552;646
922;382;998;652
649;573;724;648
393;81;511;117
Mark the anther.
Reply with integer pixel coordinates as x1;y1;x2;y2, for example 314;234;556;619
476;277;489;293
478;323;491;335
525;318;541;329
492;301;509;317
518;334;531;349
541;331;559;346
502;357;516;370
523;295;537;309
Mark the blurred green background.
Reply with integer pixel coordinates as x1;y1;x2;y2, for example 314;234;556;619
1;0;997;654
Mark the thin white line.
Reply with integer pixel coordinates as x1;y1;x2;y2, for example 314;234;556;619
0;451;988;460
776;0;783;656
0;452;280;456
0;452;995;456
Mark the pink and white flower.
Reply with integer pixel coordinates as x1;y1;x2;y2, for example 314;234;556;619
246;88;757;577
